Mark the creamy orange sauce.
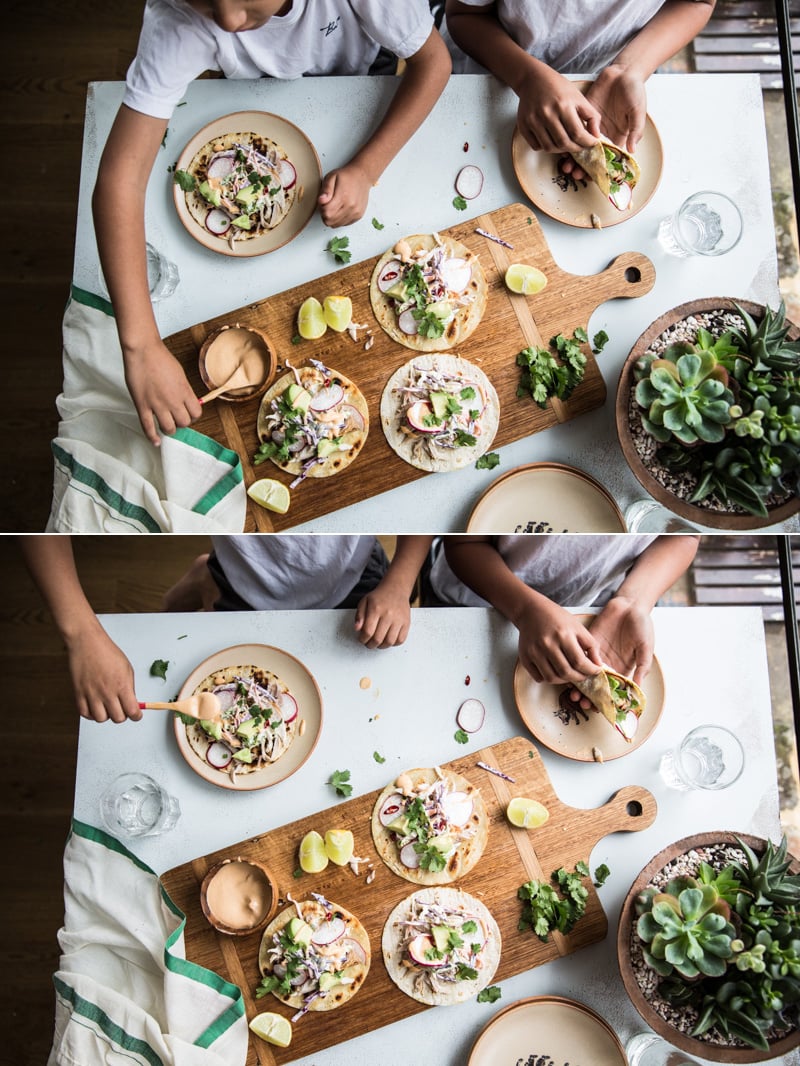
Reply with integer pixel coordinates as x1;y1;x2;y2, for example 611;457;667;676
205;860;272;929
359;677;371;690
204;326;269;392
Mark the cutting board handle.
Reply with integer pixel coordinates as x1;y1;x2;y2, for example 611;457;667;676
597;784;657;836
578;252;656;329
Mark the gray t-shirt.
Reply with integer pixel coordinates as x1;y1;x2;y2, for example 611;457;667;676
429;535;659;608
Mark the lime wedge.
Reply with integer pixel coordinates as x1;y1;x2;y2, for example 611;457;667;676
504;263;548;295
249;1012;292;1047
297;296;327;339
247;479;291;514
299;829;329;873
506;796;550;828
324;828;354;866
323;295;352;332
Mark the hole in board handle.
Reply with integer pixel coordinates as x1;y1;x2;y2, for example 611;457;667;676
626;799;644;818
624;266;642;284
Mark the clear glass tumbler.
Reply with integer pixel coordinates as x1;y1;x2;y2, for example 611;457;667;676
626;1032;703;1066
97;243;179;303
100;772;181;838
658;191;743;258
624;500;699;534
659;724;745;791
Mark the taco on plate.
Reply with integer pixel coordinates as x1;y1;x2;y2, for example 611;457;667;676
370;233;487;351
255;360;368;484
572;665;645;741
177;130;297;244
186;663;298;780
371;766;489;885
570;138;641;211
382;887;501;1005
257;898;370;1012
380;354;499;472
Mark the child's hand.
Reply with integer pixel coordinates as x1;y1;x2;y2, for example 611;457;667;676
317;162;372;227
123;340;202;446
515;595;603;685
587;594;654;685
586;65;648;153
516;64;602;154
353;586;411;649
69;620;142;723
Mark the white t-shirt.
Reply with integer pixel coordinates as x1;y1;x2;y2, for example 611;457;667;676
124;0;434;118
443;0;706;76
429;534;660;608
211;535;378;610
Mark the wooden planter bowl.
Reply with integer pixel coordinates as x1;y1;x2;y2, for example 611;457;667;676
615;297;800;529
617;830;800;1063
198;323;277;402
199;856;278;937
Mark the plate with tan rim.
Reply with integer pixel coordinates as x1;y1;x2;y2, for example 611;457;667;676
465;462;626;533
174;643;323;790
172;110;321;257
513;615;666;762
512;82;663;229
468;995;627;1066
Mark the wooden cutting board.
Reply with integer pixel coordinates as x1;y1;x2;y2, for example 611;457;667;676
160;736;657;1065
162;204;655;530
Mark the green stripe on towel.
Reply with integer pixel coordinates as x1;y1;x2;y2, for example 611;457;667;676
71;818;156;876
170;427;243;515
70;284;115;317
52;442;162;533
53;975;164;1066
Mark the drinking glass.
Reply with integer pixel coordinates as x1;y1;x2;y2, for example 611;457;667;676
97;243;179;302
657;191;743;258
100;772;181;838
626;1033;703;1066
659;724;745;791
624;500;699;534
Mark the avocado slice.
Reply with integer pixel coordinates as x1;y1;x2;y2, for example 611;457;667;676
235;183;260;207
431;924;452;954
429;299;452;321
386;815;410;835
430;833;454;854
317;438;341;458
236;718;261;742
200;719;223;740
286;917;313;946
384;280;408;300
199;180;222;207
285;383;311;413
318;971;341;992
232;747;254;763
429;391;451;420
231;214;252;231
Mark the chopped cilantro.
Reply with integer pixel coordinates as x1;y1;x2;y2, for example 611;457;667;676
455;963;479;981
291;334;303;345
327;235;352;265
454;430;477;448
461;920;478;934
373;751;386;764
453;195;468;211
475;451;500;470
454;728;470;744
414;309;446;339
516;328;589;409
172;169;196;191
518;861;590;941
149;659;169;680
592;329;609;353
328;769;353;798
415;842;447;872
293;867;304;879
371;217;385;230
593;863;611;887
477;985;502;1003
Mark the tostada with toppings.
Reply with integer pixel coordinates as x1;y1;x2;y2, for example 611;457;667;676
255;360;369;485
569;664;645;742
186;664;299;781
380;354;499;472
570;137;641;212
256;896;370;1015
371;766;489;884
175;130;298;245
382;887;501;1005
370;233;488;351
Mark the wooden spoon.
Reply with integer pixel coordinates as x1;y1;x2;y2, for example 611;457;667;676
138;692;223;721
198;364;254;404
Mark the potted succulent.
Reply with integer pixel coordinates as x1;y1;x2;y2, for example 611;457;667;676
615;298;800;528
617;831;800;1061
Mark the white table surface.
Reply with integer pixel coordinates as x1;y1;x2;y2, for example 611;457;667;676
73;605;794;1065
74;72;798;534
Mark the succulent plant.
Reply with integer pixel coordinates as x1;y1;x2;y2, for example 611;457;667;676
634;346;735;446
636;878;736;979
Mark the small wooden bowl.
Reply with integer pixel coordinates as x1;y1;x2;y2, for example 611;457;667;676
615;297;800;530
618;831;800;1062
200;857;277;936
198;324;277;403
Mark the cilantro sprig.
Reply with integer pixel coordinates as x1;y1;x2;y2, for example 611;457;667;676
517;860;590;941
327;235;352;265
516;328;597;409
328;769;353;798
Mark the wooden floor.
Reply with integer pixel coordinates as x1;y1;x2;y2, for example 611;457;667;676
1;3;144;532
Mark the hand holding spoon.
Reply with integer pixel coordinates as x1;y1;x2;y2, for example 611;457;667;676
138;692;222;721
198;364;254;404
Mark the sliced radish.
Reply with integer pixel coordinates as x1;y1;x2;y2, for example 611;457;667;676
341;937;367;965
397;308;418;335
207;151;236;180
406;400;437;433
378;793;405;826
455;164;484;200
609;183;632;211
212;686;238;713
407;934;440;966
400;842;421;868
439;257;472;293
309;383;345;412
441;791;474;827
206;741;233;768
377;259;403;292
340;403;365;432
456;698;485;733
205;207;232;236
276;158;297;189
310;916;346;946
278;692;298;723
616;711;639;740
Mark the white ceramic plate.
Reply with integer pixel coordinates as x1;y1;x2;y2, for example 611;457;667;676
468;995;627;1066
466;462;625;533
511;86;663;229
175;643;323;790
172;110;321;257
513;617;665;762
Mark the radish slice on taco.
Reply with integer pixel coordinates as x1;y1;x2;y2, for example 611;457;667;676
569;138;640;212
573;666;645;741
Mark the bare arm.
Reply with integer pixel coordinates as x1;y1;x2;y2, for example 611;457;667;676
93;104;202;445
18;536;141;722
318;28;451;226
355;536;434;649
